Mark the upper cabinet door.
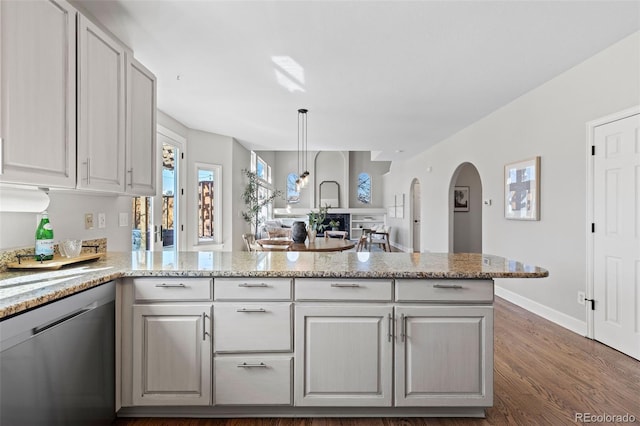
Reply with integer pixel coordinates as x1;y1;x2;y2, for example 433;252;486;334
77;15;126;193
126;55;157;196
0;0;77;188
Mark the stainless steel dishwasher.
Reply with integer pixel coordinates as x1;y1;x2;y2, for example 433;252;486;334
0;281;115;426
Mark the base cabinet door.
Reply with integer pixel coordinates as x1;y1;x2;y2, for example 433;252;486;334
395;306;493;407
295;305;393;407
132;304;212;405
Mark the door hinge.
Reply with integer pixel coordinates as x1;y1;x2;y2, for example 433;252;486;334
181;152;184;159
585;298;595;311
591;145;595;156
181;224;184;231
591;223;595;233
181;188;184;196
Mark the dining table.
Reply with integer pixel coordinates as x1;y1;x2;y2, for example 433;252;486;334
256;237;356;252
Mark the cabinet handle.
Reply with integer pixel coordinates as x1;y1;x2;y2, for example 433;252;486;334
388;313;393;342
433;284;464;289
401;314;406;343
238;283;268;288
237;362;267;368
127;168;133;187
202;312;209;341
85;158;91;185
155;283;186;288
236;308;266;313
330;283;361;288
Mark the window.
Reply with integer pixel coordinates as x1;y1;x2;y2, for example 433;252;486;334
196;163;222;244
287;172;300;204
358;172;371;204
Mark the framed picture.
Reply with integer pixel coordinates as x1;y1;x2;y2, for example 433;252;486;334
504;156;540;220
454;186;469;212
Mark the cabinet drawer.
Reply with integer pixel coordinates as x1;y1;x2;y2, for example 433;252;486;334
214;356;292;405
133;277;212;301
214;303;292;352
395;279;494;303
295;278;392;301
215;278;292;300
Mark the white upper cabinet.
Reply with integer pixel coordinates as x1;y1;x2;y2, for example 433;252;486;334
77;15;126;193
126;55;157;196
0;0;77;188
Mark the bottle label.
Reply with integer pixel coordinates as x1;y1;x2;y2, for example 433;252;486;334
35;239;54;256
43;223;53;231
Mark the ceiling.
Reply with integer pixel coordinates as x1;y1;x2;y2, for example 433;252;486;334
75;1;640;162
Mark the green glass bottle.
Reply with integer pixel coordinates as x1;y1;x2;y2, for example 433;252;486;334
35;211;54;260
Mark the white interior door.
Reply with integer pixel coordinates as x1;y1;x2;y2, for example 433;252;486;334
592;111;640;360
411;180;421;253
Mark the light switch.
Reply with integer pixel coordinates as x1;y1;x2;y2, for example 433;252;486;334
98;213;106;229
119;212;129;227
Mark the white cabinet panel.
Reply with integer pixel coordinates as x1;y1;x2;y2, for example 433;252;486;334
0;0;76;187
132;304;212;405
295;278;392;301
214;303;292;352
77;15;125;192
214;278;292;301
395;305;493;407
125;55;156;195
295;305;393;406
395;279;494;303
214;356;292;405
133;277;212;301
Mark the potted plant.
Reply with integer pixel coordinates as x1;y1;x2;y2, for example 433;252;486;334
241;169;282;238
328;219;340;231
307;204;329;242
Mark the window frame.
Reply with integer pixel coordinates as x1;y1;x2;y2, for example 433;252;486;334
195;162;222;245
357;172;372;204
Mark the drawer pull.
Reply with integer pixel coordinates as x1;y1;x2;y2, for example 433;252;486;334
330;283;361;288
433;284;464;289
238;283;268;288
155;283;187;288
237;362;267;368
236;308;266;313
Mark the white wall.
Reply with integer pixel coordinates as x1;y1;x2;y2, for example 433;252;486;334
0;191;132;251
382;32;640;323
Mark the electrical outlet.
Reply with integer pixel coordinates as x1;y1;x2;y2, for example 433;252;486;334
577;291;586;306
98;213;106;229
84;213;94;230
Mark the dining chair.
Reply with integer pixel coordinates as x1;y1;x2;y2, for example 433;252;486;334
266;228;292;239
368;226;391;252
242;233;256;252
256;239;293;251
356;234;368;252
324;230;348;239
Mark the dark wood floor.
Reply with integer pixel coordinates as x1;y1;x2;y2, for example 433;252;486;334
114;297;640;426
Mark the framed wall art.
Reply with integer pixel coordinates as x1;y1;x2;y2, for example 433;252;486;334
504;156;540;220
454;186;469;212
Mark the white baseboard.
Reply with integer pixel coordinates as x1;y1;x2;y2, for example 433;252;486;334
390;241;411;252
495;285;587;336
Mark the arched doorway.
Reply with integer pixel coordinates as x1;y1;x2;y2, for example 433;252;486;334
410;178;421;253
449;163;482;253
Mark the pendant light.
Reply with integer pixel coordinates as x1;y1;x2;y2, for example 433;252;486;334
295;108;310;190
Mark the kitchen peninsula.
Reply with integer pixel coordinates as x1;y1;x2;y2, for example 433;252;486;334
0;251;548;419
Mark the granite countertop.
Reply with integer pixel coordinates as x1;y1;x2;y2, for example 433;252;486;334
0;251;548;319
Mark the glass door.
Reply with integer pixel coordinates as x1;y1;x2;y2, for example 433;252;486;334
132;131;183;251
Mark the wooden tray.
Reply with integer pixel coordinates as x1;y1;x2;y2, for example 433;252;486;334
7;252;103;270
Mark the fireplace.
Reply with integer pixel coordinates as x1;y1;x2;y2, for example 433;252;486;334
321;213;351;238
